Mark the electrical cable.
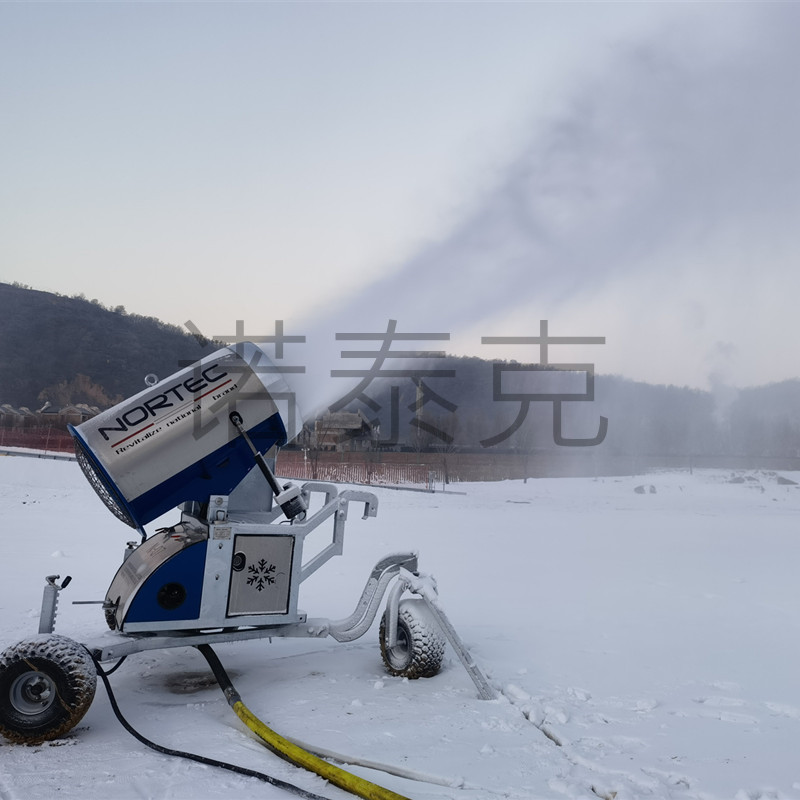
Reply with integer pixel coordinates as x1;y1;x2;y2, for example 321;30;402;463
196;644;411;800
88;651;332;800
101;655;127;675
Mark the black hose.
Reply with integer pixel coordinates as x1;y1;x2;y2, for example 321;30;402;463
88;651;331;800
196;643;240;702
102;656;127;675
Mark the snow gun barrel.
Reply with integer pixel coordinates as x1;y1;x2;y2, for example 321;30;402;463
67;342;302;530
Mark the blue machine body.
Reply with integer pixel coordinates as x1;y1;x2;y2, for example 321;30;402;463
123;538;208;625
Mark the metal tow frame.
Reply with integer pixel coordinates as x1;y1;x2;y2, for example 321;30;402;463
38;481;496;700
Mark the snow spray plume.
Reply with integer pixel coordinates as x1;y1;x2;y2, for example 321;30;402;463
297;4;800;397
200;6;800;418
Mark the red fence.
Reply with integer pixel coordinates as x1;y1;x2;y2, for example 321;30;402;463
0;427;75;453
277;456;444;487
275;450;537;486
5;428;797;483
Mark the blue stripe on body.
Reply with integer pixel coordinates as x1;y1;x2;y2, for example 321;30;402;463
70;413;287;528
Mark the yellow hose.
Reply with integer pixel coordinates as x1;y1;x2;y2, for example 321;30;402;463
231;699;411;800
196;644;410;800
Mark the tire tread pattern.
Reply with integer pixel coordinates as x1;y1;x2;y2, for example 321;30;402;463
379;598;446;679
0;634;97;744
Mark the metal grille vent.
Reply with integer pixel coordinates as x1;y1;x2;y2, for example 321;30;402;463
73;438;137;528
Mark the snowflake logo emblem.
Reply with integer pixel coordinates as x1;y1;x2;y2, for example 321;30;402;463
247;559;277;592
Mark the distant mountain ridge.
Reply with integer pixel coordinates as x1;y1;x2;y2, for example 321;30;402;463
0;282;215;408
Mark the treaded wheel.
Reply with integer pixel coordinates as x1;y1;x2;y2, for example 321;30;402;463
379;598;446;679
0;634;97;744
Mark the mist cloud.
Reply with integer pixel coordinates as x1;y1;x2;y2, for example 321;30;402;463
300;5;800;393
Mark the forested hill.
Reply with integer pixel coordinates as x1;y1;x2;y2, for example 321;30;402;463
0;282;215;407
2;282;800;461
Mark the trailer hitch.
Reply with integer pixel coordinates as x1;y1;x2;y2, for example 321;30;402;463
38;574;72;634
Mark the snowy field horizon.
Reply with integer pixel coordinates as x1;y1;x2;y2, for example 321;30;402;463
1;454;799;800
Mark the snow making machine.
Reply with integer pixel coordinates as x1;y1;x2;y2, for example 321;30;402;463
0;343;494;770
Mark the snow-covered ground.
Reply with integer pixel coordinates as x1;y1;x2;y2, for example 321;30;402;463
1;454;799;800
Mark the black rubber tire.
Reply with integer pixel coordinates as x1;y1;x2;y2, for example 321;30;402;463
0;634;97;744
379;598;446;679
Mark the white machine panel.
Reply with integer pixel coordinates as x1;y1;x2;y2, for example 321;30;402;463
227;535;295;616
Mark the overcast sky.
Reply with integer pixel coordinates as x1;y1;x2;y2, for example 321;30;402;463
2;2;798;398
